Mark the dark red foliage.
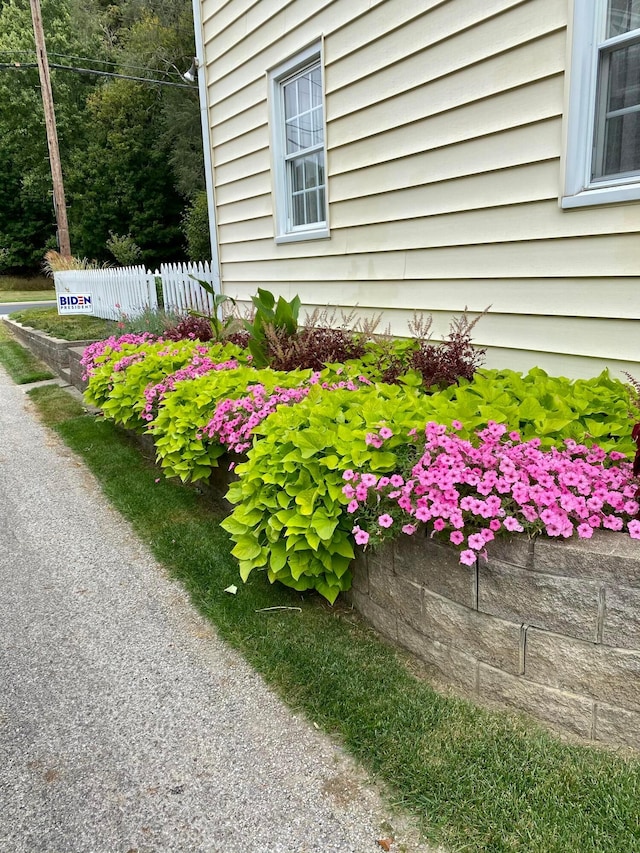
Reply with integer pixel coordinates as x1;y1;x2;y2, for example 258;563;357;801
225;329;250;349
163;315;214;342
632;422;640;478
382;314;486;389
264;325;367;372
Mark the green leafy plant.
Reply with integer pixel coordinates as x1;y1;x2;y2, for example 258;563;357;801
182;191;211;262
85;339;242;429
221;368;635;602
244;288;301;367
106;231;143;266
222;383;438;603
150;365;313;482
188;275;238;342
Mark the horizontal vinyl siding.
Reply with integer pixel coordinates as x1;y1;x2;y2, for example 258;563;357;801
199;0;640;379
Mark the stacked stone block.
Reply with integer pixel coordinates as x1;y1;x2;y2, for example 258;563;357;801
349;530;640;749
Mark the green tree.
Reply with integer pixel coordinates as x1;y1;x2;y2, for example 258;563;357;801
0;0;207;270
0;0;101;270
67;78;185;265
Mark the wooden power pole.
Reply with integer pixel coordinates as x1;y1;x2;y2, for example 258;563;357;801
29;0;71;257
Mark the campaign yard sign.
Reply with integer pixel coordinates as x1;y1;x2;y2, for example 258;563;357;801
57;293;93;315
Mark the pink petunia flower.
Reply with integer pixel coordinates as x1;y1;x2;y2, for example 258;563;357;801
353;526;370;546
577;523;594;538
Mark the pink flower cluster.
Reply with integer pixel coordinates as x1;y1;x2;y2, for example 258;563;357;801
142;349;239;422
344;420;640;562
203;375;366;453
81;333;158;380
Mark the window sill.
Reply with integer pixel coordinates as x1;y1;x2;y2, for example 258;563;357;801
561;183;640;209
275;227;330;244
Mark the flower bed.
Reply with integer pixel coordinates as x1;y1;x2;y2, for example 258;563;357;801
74;318;640;745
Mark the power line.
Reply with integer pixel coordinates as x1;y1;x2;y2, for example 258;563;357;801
0;50;188;81
0;61;195;89
48;52;187;79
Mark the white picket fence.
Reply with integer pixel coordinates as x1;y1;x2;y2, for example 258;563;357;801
54;260;220;321
159;261;218;315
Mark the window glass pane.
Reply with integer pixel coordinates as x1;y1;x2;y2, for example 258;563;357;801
608;0;640;37
284;82;297;121
311;106;323;145
305;190;318;224
292;159;305;193
298;111;313;150
310;66;322;107
603;111;640;174
297;75;310;114
292;192;305;227
283;64;323;154
285;121;300;154
607;42;640;111
304;155;318;189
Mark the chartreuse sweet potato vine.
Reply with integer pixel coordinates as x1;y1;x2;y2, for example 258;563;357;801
221;383;438;603
221;369;635;602
84;338;246;430
150;366;314;482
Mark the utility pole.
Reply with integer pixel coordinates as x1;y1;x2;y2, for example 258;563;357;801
29;0;71;257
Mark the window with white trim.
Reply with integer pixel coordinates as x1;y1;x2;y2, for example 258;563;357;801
563;0;640;207
269;44;329;242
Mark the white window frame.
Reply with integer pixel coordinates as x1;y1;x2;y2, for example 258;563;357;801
563;0;640;208
268;42;329;243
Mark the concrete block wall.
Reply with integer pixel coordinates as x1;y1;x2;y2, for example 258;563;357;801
3;318;96;389
350;530;640;749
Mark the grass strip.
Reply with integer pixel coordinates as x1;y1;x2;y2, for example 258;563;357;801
0;274;52;291
9;307;116;341
0;323;55;383
0;290;56;303
28;384;640;853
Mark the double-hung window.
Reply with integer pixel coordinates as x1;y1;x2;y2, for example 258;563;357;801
269;44;329;242
563;0;640;207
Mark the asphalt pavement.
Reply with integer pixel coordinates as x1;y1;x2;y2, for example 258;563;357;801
0;368;436;853
0;300;56;315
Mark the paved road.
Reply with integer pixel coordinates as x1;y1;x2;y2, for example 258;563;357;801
0;300;56;315
0;369;434;853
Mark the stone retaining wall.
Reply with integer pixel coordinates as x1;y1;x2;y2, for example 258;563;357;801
3;318;96;387
349;530;640;749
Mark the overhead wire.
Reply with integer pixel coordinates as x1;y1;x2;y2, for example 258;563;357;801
0;50;189;81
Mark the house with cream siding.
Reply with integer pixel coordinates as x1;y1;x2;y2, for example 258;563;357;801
192;0;640;380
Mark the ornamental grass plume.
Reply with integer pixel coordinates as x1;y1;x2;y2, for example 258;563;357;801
344;420;640;564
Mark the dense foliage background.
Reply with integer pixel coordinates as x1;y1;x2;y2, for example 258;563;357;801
0;0;208;272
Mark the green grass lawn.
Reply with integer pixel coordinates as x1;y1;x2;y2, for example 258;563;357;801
9;306;116;341
0;290;56;302
0;323;54;383
0;274;52;292
25;382;640;853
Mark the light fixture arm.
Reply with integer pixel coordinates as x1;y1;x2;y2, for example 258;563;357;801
182;57;198;84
